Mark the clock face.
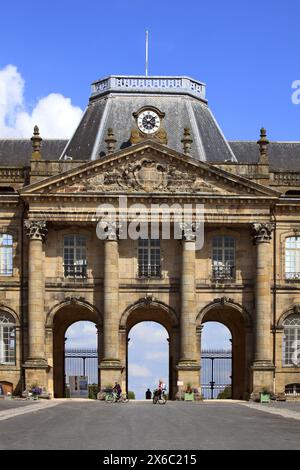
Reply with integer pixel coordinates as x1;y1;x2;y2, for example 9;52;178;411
137;110;160;134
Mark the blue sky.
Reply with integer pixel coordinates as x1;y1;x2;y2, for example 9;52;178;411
1;0;300;139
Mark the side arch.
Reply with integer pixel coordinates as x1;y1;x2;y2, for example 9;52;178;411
46;297;103;328
120;296;179;333
196;298;252;328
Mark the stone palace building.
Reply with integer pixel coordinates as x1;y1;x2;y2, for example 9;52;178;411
0;75;300;399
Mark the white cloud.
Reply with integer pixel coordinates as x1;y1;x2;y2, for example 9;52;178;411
144;351;168;361
66;321;97;349
0;64;83;138
128;364;152;378
130;322;169;344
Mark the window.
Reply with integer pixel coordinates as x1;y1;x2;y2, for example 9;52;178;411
0;312;16;365
63;235;87;278
285;237;300;280
285;383;300;396
138;239;161;278
283;314;300;367
212;236;235;280
0;234;13;276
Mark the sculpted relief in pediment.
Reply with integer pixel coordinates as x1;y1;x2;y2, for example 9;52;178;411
54;155;231;194
85;158;216;193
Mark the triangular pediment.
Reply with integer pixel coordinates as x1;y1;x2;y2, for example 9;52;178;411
20;141;280;198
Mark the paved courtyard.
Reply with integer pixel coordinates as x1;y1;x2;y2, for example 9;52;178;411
0;399;300;450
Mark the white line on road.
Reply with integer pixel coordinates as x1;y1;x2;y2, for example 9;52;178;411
0;400;63;421
241;403;300;421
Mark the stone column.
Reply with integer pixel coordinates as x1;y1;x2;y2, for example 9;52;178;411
251;223;275;393
196;325;203;395
177;226;200;391
100;225;122;388
23;220;48;390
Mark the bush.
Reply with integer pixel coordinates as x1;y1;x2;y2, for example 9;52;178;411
217;386;232;399
127;391;135;399
89;383;100;400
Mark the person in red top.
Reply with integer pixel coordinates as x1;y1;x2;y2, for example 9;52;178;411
158;379;166;398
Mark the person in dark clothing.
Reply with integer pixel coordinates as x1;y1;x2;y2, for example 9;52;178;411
113;382;122;399
145;388;152;399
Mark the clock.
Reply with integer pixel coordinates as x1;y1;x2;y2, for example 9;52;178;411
137;110;161;134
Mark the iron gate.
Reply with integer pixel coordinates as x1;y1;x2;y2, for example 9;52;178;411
64;348;232;398
65;349;99;386
201;349;232;399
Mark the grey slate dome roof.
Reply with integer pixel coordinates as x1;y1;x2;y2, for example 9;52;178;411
60;75;237;163
0;75;300;171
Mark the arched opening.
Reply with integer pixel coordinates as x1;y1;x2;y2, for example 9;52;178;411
128;322;169;399
64;321;98;397
51;302;102;398
201;322;232;399
121;300;179;399
198;303;250;400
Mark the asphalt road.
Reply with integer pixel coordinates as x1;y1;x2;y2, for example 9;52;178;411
0;400;300;450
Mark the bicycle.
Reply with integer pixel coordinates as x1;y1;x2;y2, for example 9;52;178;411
105;391;129;403
153;389;167;404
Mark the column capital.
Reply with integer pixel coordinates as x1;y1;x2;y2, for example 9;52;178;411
180;222;198;241
24;220;48;242
251;222;274;244
103;221;121;241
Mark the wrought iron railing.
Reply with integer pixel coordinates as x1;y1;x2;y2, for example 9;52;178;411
286;272;300;281
212;265;235;280
63;263;87;279
138;264;161;278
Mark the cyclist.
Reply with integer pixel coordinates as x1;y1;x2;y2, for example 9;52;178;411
158;379;166;398
113;382;122;400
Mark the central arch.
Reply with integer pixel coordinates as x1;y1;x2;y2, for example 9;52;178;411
120;298;179;399
47;299;103;398
196;299;252;400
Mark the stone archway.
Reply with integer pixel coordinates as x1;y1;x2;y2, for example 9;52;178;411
120;297;179;399
197;298;252;399
48;298;103;398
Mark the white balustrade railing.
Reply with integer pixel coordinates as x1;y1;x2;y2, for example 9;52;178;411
91;75;206;100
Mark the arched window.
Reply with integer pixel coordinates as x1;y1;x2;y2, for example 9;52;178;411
283;314;300;367
0;312;16;364
285;237;300;280
212;236;235;280
0;234;13;276
63;235;87;278
138;239;161;278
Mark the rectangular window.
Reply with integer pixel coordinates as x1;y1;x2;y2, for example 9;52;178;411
138;239;161;278
0;234;13;276
212;236;235;280
286;237;300;280
63;235;87;278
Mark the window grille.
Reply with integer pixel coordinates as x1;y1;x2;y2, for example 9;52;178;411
212;236;235;280
0;234;13;276
283;314;300;367
138;239;161;278
0;312;15;365
63;235;87;278
285;237;300;280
